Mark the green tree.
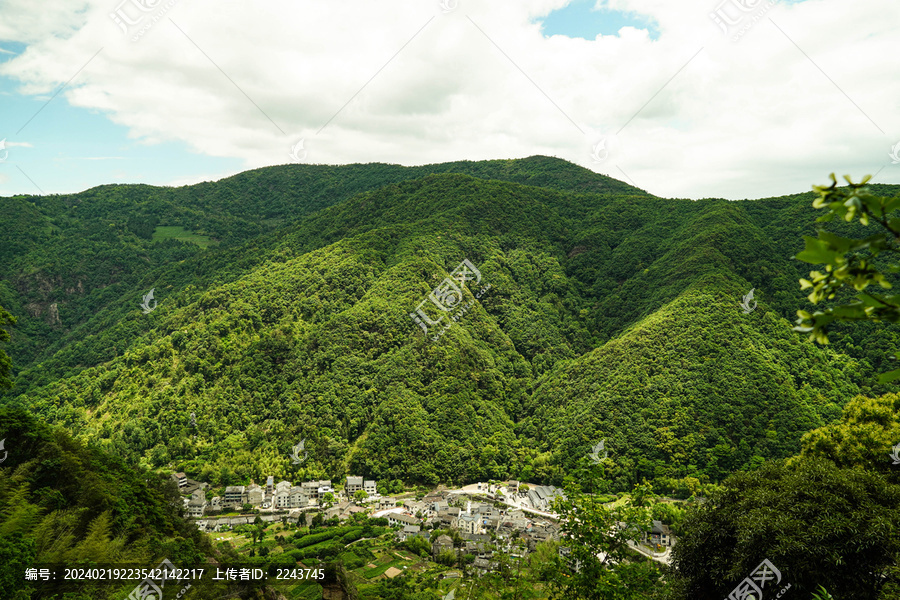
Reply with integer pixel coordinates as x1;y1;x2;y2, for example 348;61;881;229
650;502;684;535
404;535;431;557
0;534;35;600
630;480;655;507
793;173;900;381
799;391;900;480
550;463;663;600
0;306;16;390
353;489;368;503
668;456;900;599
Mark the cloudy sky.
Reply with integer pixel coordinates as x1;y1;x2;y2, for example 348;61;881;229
0;0;897;200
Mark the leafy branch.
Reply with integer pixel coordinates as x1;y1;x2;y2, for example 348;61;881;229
793;173;900;382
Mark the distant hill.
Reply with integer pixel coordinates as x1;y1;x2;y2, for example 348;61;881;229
0;156;645;372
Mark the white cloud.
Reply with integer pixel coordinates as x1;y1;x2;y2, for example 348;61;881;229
0;0;898;199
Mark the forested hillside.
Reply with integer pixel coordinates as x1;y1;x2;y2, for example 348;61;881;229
0;157;646;382
0;407;212;599
2;157;898;492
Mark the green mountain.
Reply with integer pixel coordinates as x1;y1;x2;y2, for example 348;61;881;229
1;157;898;492
0;157;644;385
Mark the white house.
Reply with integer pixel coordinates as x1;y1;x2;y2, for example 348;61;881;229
187;497;207;518
247;485;264;506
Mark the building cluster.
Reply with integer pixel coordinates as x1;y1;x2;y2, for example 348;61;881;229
379;488;566;574
175;473;382;518
518;484;564;512
175;473;674;573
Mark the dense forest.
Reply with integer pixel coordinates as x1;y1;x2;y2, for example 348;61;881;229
1;155;900;598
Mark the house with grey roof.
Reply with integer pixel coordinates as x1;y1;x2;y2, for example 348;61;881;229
290;487;309;508
224;486;247;506
345;476;364;494
432;534;454;557
644;520;673;547
473;557;496;572
454;514;480;535
247;484;264;506
397;525;421;541
187;496;207;518
437;507;460;527
388;513;422;528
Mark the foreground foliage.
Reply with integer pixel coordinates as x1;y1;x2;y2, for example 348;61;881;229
550;463;664;600
794;174;900;382
0;407;212;599
667;456;900;599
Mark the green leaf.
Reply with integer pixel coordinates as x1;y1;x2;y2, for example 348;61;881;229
817;231;855;253
795;237;841;265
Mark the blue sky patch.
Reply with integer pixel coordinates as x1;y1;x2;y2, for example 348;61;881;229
536;0;660;41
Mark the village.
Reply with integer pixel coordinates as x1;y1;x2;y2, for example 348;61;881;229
171;472;675;574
